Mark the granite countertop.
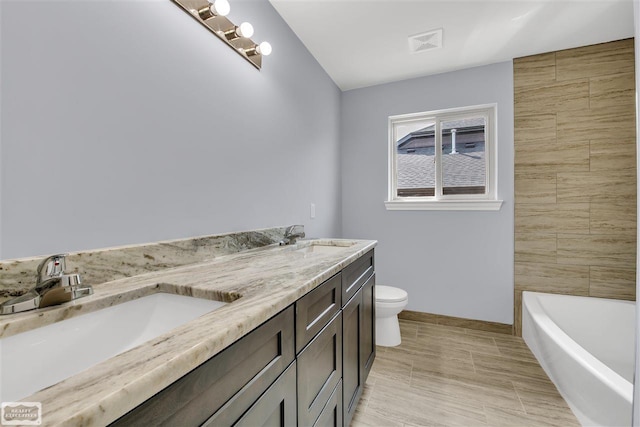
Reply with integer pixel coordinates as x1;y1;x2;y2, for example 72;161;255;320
0;236;376;426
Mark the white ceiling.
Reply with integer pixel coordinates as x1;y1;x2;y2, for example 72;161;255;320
269;0;635;91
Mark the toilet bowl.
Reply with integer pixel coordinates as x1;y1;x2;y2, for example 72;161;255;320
375;285;408;347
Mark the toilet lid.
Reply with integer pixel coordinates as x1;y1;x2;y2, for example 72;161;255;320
376;285;408;302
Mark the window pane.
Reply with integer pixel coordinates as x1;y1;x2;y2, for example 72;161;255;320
396;121;435;197
441;117;486;195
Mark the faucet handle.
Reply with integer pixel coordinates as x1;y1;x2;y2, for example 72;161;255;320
285;224;304;236
37;253;68;283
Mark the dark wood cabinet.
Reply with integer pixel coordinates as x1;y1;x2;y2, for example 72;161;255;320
342;273;375;427
342;286;363;427
204;361;298;427
341;250;374;304
314;380;343;427
360;274;376;382
110;306;294;427
297;312;343;427
297;251;375;427
110;249;375;427
296;272;342;354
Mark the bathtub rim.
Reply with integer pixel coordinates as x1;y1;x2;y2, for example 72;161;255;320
522;291;633;407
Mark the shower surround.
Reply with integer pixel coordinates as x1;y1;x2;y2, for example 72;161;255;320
513;38;637;335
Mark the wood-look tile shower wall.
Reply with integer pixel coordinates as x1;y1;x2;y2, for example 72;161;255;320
514;39;637;336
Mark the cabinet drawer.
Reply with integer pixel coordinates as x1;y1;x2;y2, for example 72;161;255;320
296;273;342;353
297;312;343;427
110;306;295;427
314;380;343;427
342;250;374;305
204;361;297;427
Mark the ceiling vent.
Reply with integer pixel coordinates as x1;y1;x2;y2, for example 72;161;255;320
408;28;443;54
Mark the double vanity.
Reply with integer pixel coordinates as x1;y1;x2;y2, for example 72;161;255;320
0;228;376;426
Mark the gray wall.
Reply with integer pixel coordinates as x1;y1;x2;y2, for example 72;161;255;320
0;0;342;259
341;62;514;324
1;0;516;324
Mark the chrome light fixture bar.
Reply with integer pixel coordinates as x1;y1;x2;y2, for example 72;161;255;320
171;0;271;70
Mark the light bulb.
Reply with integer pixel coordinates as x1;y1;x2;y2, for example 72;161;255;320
198;0;229;20
209;0;230;17
258;41;272;56
237;22;254;38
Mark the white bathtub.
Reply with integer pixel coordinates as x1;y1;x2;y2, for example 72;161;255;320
522;291;635;427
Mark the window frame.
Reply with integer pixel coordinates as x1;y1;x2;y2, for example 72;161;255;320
385;103;503;211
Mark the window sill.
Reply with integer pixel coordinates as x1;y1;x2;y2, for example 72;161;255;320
384;199;503;211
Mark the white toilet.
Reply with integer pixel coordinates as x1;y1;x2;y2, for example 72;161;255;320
375;285;409;347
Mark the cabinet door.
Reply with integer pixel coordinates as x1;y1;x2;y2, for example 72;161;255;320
341;250;374;306
110;306;294;427
342;286;363;427
297;312;343;427
314;380;343;427
361;274;376;384
204;361;297;427
296;272;342;353
343;274;376;426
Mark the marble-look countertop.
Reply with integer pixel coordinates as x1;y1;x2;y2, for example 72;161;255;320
0;227;290;303
0;236;376;426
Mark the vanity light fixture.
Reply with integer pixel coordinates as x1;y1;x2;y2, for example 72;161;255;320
171;0;272;70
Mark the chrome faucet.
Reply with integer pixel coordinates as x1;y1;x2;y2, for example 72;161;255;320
279;225;305;246
0;254;93;315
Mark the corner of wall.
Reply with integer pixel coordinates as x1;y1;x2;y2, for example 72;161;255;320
632;1;640;425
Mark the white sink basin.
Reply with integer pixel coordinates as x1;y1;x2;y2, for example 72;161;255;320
0;293;226;402
294;244;346;255
289;242;355;257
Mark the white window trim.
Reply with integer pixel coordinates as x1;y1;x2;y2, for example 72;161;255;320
385;103;503;211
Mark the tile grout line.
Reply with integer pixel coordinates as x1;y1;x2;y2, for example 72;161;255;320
490;337;504;358
408;359;414;386
512;380;529;415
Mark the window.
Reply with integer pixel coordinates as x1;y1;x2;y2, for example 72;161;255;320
385;104;502;211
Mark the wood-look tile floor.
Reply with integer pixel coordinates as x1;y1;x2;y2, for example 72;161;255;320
351;319;580;427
